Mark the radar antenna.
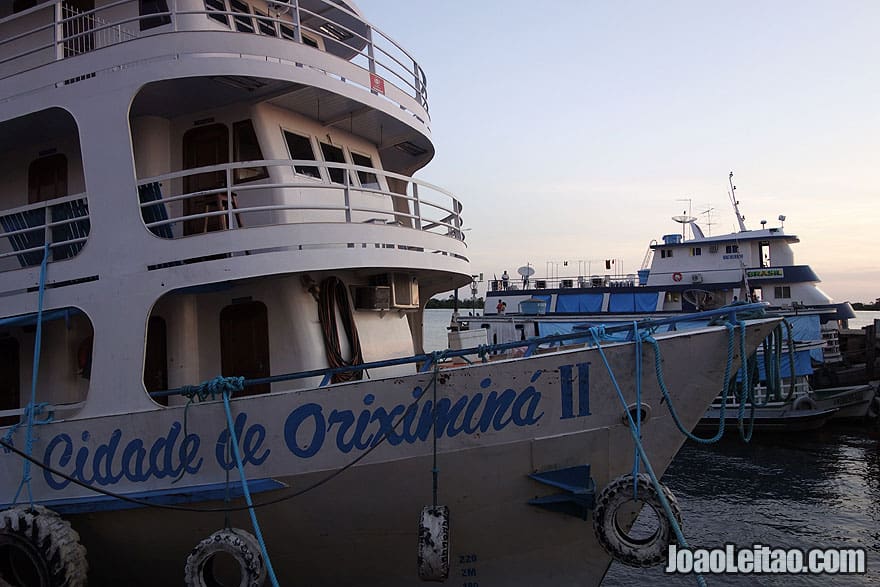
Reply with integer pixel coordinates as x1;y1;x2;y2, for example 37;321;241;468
728;171;747;232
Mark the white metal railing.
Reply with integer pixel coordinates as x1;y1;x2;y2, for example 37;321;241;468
60;3;138;56
0;0;428;112
0;194;91;272
136;159;463;241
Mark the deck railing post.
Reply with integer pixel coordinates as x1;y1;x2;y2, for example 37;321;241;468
43;204;51;258
343;168;352;223
366;26;377;93
413;59;421;105
226;168;233;229
412;183;421;230
292;0;302;43
54;1;64;61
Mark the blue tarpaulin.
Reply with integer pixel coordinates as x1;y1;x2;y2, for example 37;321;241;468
555;292;603;313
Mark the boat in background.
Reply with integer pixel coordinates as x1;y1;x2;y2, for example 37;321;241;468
452;174;871;432
472;173;853;359
0;2;781;586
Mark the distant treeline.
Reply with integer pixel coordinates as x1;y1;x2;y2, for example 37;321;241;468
426;297;485;309
853;302;880;311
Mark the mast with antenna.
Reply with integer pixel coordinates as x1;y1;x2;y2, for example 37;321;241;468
728;171;747;232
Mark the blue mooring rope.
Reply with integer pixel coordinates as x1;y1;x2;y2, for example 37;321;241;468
220;384;280;587
589;325;708;587
5;244;53;506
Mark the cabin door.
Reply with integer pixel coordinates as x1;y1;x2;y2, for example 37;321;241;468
182;123;229;234
0;338;20;427
220;301;270;396
145;316;169;405
28;154;68;204
63;0;95;57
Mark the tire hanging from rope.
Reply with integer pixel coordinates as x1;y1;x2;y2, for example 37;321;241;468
318;276;364;383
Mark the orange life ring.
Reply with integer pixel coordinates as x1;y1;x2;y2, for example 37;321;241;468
672;272;683;282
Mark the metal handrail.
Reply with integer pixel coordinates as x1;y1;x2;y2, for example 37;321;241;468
0;0;428;112
149;302;773;398
136;159;463;240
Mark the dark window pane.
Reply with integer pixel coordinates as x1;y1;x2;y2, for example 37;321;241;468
229;0;254;33
205;0;228;26
139;0;170;30
351;152;379;189
233;120;268;183
320;142;347;185
284;132;320;178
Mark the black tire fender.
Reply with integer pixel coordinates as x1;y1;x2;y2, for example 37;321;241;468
0;504;88;587
792;395;818;411
592;474;682;567
184;528;266;587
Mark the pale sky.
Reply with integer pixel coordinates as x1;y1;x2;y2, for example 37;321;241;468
364;1;879;303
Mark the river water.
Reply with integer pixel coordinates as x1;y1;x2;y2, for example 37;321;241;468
423;309;880;585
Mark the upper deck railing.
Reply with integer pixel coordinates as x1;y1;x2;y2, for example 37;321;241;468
0;0;428;115
0;160;463;274
137;158;464;241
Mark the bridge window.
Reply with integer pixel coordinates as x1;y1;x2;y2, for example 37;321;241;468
139;0;170;30
233;120;268;183
284;131;320;179
229;0;255;33
351;152;380;189
319;142;349;185
205;0;229;26
13;0;36;13
661;249;673;259
774;286;791;299
254;9;277;36
725;245;739;254
691;247;701;256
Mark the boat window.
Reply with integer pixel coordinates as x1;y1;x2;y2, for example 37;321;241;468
283;131;321;179
220;301;270;396
725;245;739;254
691;247;701;256
0;337;19;427
319;142;349;185
229;0;254;33
351;152;380;189
302;34;319;48
28;154;68;204
13;0;36;13
204;0;229;26
661;249;673;259
254;9;277;36
279;23;297;41
759;240;770;268
145;316;169;406
139;0;170;30
774;286;791;299
233;120;268;184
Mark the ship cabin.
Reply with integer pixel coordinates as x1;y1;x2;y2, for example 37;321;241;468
0;0;471;423
483;221;842;321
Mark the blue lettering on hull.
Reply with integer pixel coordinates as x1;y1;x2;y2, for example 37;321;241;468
36;365;591;490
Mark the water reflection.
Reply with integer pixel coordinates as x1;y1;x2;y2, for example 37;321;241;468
604;424;880;586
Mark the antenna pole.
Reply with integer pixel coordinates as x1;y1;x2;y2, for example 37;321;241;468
728;171;747;232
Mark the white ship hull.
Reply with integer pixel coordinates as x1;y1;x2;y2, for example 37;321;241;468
2;319;778;585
